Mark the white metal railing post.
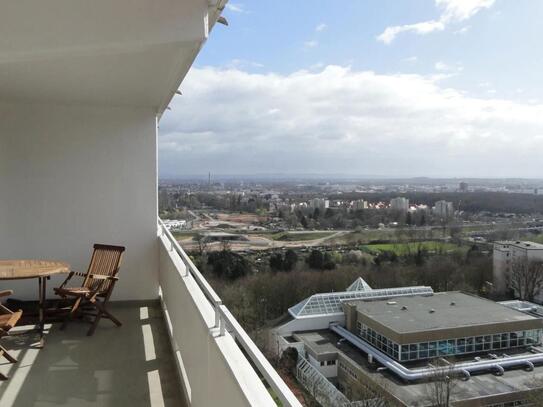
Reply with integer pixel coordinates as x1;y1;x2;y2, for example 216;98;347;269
215;300;222;329
219;313;226;337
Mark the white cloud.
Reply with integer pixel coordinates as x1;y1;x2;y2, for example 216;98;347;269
377;0;495;44
315;23;328;32
435;61;463;72
378;20;445;44
303;40;318;49
454;26;470;35
159;65;543;177
403;56;419;63
228;59;264;69
225;3;246;13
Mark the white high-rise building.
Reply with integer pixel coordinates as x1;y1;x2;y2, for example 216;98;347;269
309;198;329;210
433;200;454;218
390;197;409;212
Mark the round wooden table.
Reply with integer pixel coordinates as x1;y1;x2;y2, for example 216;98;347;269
0;260;70;346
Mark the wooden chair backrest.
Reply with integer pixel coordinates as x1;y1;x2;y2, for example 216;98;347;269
83;244;125;294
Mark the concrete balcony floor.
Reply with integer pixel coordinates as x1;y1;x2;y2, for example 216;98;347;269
0;302;185;407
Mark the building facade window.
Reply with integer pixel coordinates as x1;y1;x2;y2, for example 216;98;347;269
357;323;542;362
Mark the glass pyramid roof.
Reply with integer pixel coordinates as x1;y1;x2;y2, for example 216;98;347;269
288;286;433;318
346;277;372;292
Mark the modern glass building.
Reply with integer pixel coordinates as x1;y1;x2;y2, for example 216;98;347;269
344;292;543;362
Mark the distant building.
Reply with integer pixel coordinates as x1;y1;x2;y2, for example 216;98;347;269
459;181;469;192
309;198;329;210
493;241;543;301
433;200;454;218
352;199;368;210
390;197;409;212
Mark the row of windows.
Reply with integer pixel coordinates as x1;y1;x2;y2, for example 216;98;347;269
319;359;337;367
357;322;542;362
338;361;358;380
484;400;529;407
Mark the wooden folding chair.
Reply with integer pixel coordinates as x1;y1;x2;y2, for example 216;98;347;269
54;244;125;336
0;290;22;380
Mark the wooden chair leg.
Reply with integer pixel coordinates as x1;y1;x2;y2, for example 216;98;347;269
87;311;103;336
61;297;82;331
95;302;122;327
0;345;17;364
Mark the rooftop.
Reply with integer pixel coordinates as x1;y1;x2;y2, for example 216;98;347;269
350;292;542;343
495;240;543;250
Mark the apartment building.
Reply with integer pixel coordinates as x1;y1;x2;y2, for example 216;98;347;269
493;241;543;301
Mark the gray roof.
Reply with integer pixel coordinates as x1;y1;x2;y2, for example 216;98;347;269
352;292;539;334
495;240;543;250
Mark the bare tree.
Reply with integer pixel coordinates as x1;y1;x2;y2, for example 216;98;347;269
424;362;460;407
506;259;543;302
194;233;208;255
523;375;543;407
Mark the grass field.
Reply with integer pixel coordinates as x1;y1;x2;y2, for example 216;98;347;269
172;231;199;240
270;231;336;241
361;241;463;255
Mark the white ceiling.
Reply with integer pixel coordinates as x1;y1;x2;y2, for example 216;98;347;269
0;0;217;112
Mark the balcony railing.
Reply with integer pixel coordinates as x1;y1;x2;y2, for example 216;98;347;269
157;218;301;407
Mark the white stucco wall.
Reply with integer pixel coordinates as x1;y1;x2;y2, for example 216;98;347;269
0;101;158;300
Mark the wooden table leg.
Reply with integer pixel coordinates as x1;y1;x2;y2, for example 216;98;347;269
37;277;46;348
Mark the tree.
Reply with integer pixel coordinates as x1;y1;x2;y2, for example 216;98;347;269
506;259;543;302
306;250;335;270
300;215;309;229
283;249;298;271
194;233;208;255
269;253;284;271
207;250;251;280
424;363;460;407
278;347;298;376
306;250;324;269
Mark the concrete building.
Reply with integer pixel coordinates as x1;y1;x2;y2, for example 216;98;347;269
390;197;409;212
275;285;543;406
0;3;300;407
493;241;543;301
433;200;454;218
309;198;330;210
459;181;469;192
353;199;369;210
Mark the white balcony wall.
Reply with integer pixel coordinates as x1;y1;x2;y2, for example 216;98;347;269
0;101;158;300
158;235;277;407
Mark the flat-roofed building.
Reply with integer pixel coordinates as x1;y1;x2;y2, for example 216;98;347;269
283;292;543;406
344;292;543;362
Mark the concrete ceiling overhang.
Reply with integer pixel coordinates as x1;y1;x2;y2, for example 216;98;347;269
0;0;226;113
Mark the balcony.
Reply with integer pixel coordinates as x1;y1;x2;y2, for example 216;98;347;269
0;222;300;406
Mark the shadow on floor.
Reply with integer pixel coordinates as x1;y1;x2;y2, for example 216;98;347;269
0;302;185;407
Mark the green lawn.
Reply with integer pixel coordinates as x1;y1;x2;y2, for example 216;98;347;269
361;241;463;255
172;231;199;240
271;231;336;241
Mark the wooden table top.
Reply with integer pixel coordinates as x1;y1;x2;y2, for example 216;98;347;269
0;260;70;280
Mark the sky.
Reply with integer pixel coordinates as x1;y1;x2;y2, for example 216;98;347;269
159;0;543;179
